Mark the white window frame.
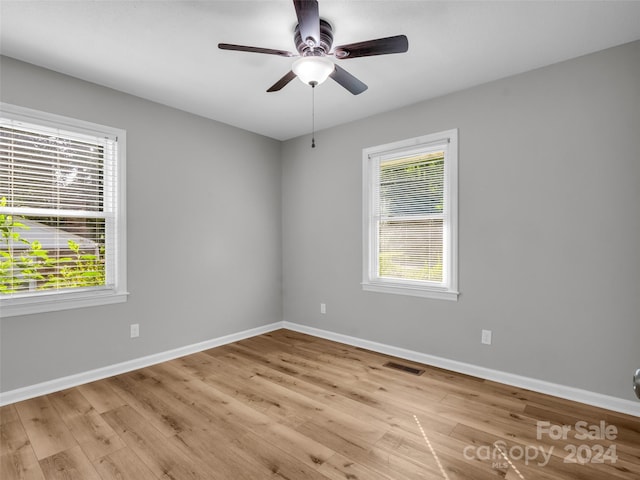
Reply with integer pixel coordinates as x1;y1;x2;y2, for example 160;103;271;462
362;129;458;301
0;103;127;317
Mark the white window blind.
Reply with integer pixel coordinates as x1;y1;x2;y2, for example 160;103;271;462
376;150;445;283
0;103;127;315
363;129;458;300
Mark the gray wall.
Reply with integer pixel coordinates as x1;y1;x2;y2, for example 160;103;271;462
0;56;283;392
282;41;640;401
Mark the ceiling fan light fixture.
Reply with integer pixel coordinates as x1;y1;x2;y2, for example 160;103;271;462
292;56;335;86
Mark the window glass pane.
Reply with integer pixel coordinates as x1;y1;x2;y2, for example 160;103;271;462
2;215;106;294
379;218;443;282
0;126;104;211
380;152;444;218
378;151;445;283
0;124;109;296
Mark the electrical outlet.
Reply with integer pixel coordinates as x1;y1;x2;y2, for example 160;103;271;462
130;323;139;338
481;329;492;345
320;303;326;314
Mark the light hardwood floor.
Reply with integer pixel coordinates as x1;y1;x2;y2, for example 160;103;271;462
1;329;639;479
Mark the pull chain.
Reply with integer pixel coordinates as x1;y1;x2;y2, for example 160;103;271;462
310;81;317;148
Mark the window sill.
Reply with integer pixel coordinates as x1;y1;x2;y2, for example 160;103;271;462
362;281;459;301
0;290;129;318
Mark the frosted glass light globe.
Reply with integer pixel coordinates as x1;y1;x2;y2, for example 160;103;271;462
292;56;335;86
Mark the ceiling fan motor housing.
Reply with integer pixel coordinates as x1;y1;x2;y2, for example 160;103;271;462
295;19;334;56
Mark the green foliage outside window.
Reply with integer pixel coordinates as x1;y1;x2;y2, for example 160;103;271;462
0;197;105;294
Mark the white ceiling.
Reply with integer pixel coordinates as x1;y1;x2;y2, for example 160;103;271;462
2;1;640;141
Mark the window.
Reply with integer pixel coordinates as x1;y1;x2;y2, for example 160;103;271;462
363;129;458;300
0;103;127;317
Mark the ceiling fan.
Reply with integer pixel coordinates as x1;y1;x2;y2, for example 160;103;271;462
218;0;409;95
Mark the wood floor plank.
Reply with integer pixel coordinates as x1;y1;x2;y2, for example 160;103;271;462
251;421;336;470
121;366;225;437
76;381;126;414
143;361;272;437
0;420;45;480
0;405;20;426
231;429;333;480
47;389;124;461
102;404;223;480
93;447;158;480
106;372;189;437
177;430;270;479
374;429;494;480
3;328;639;480
38;445;101;480
317;452;393;480
13;397;77;460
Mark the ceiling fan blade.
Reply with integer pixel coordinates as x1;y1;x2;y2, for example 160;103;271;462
330;65;367;95
293;0;320;48
218;43;295;57
333;35;408;59
267;71;298;92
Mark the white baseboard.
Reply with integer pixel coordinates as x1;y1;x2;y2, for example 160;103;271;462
282;321;640;417
3;320;638;417
0;322;282;406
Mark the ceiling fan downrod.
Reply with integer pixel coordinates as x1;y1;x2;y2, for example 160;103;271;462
310;81;317;148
